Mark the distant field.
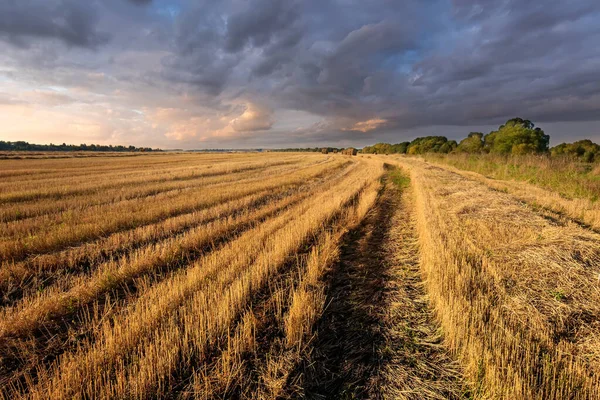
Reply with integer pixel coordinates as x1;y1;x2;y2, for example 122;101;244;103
1;153;599;399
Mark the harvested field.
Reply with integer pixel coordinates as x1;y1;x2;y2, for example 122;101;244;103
1;153;599;399
0;153;384;398
392;156;600;399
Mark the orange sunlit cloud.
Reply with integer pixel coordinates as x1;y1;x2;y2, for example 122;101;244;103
149;102;274;141
343;118;388;133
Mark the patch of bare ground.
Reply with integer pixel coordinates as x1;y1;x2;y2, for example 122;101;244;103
298;169;467;399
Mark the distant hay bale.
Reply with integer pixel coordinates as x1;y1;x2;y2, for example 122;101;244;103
321;148;329;154
342;148;357;156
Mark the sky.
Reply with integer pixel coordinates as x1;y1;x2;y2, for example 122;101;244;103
0;0;599;149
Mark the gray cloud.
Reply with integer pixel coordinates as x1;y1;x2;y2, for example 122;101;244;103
407;1;600;129
0;0;109;48
1;0;599;148
225;0;300;52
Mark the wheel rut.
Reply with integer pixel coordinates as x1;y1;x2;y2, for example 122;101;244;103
300;169;468;399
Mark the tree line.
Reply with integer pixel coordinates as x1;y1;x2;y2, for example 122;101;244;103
361;118;600;162
0;141;158;153
274;147;345;153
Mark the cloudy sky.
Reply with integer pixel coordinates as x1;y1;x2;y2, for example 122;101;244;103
1;0;599;149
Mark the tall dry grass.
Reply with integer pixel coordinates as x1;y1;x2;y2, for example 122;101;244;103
394;157;600;399
9;151;597;399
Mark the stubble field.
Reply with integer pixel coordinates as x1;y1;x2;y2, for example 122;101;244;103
1;152;599;399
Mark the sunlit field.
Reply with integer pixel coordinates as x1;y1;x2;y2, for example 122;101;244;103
1;152;599;399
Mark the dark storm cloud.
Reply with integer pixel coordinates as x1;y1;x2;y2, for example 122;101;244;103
160;0;304;96
224;0;300;52
159;4;236;96
1;0;599;147
0;0;109;48
425;4;598;128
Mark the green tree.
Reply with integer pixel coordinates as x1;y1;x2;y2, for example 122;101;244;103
390;142;410;154
484;118;549;154
407;136;457;154
551;139;600;162
373;143;392;154
456;132;484;153
361;142;410;154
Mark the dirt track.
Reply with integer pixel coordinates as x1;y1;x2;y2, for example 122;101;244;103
298;170;467;399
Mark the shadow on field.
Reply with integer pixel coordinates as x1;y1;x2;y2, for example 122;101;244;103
300;176;397;399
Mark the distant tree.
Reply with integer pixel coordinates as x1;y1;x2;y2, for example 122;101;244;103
275;147;346;153
439;140;458;153
0;141;160;152
390;142;410;154
551;139;600;162
362;143;391;154
456;132;484;153
484;118;549;154
361;141;412;154
407;136;457;154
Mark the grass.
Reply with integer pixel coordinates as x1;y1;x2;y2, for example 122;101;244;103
387;164;411;189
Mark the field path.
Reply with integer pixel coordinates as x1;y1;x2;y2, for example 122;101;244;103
300;168;467;399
